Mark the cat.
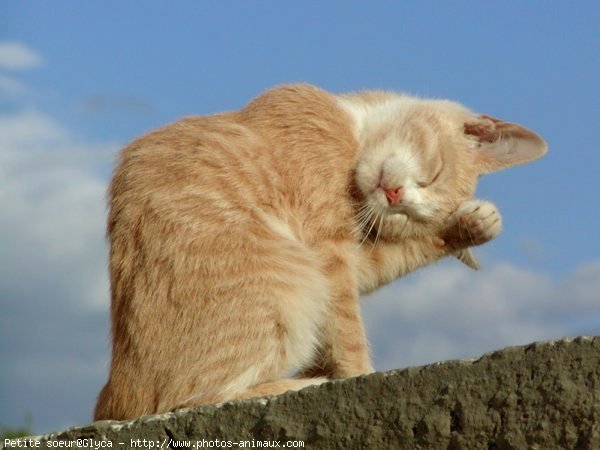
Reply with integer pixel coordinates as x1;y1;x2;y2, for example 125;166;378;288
94;83;547;420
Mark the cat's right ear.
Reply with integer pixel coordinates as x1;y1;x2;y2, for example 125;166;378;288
464;115;547;174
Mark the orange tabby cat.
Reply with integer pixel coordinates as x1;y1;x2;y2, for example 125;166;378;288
95;84;546;420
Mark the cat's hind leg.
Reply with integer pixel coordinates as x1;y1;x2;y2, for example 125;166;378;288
164;233;331;412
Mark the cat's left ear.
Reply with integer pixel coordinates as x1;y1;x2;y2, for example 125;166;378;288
464;115;547;174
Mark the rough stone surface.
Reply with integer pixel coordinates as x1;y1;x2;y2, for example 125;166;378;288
17;337;600;449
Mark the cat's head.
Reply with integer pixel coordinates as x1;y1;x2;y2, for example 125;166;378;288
341;95;547;240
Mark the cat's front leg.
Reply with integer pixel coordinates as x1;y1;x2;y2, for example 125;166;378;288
300;242;374;379
356;237;445;294
355;200;502;294
439;199;502;250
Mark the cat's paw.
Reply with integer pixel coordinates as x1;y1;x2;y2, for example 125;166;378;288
444;200;502;248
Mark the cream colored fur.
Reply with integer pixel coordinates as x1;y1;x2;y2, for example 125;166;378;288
94;84;547;420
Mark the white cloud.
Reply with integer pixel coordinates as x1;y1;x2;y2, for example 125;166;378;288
362;260;600;371
0;106;117;433
0;109;117;312
0;41;44;70
0;109;67;149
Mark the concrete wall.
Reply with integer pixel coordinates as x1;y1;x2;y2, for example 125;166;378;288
18;337;600;449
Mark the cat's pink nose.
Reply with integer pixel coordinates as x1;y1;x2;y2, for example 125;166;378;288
383;186;403;205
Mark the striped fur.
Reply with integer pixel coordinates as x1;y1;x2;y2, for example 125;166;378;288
95;84;546;420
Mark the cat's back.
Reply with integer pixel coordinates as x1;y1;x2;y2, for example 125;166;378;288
109;110;284;241
111;111;261;201
113;83;353;195
110;84;358;241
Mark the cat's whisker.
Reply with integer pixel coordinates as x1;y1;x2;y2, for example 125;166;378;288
353;206;372;228
358;204;373;218
367;213;381;254
350;199;368;209
356;204;376;229
352;199;369;209
364;214;375;251
360;211;378;247
363;211;377;242
354;209;375;244
353;202;370;215
370;212;380;246
354;207;372;223
372;213;385;250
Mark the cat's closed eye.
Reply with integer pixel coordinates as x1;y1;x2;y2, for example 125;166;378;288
417;164;443;188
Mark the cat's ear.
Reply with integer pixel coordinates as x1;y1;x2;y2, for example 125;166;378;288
464;115;547;174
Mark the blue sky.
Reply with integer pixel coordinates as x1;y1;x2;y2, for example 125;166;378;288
1;1;598;435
